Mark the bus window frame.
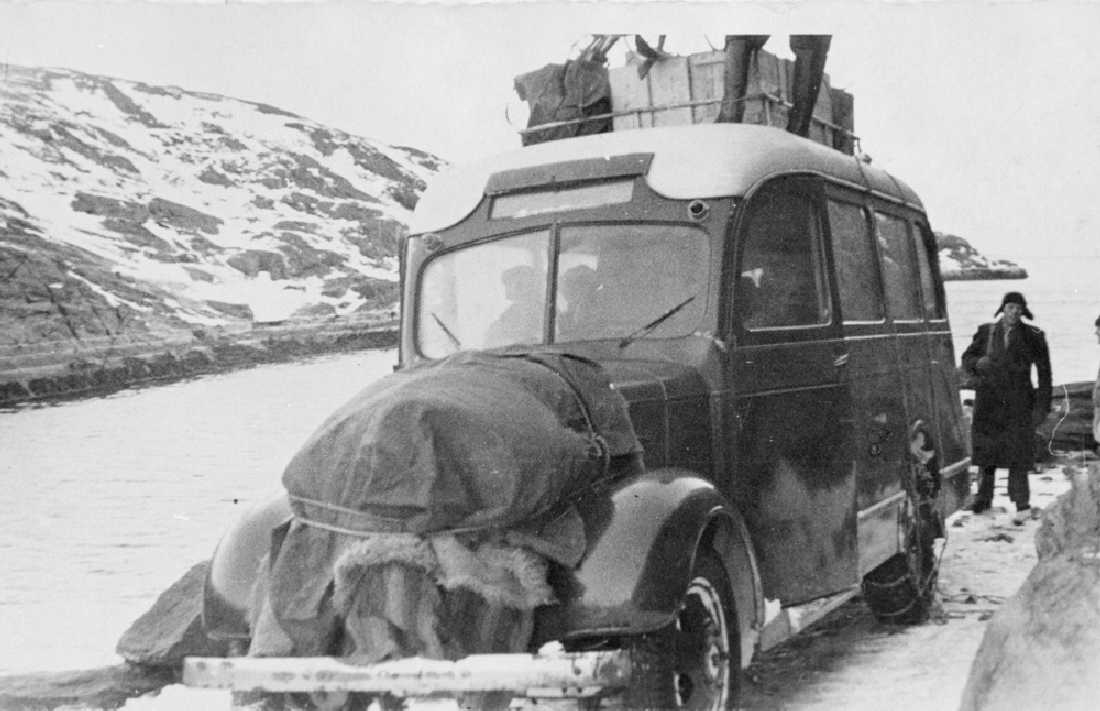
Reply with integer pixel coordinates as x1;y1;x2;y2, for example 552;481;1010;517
822;188;888;327
871;205;925;326
731;175;838;340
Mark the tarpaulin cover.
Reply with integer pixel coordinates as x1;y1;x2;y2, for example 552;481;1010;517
282;349;638;534
514;60;612;146
248;350;639;660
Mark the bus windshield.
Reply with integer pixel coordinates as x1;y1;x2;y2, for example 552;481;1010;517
417;224;709;358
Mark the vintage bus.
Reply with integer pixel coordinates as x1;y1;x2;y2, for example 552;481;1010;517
190;122;969;709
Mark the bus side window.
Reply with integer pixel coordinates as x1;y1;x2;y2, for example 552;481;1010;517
827;200;884;322
740;188;831;329
913;222;944;320
874;212;922;321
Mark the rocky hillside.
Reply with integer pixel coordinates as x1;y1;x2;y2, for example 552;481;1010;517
0;63;442;355
937;232;1027;280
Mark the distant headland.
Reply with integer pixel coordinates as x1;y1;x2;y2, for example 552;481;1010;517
937;232;1028;281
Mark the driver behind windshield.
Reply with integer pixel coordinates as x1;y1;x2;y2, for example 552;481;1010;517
484;265;543;347
557;265;600;340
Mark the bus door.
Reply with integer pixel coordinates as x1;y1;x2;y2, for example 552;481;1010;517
824;191;909;576
912;218;970;511
873;208;942;505
728;176;857;604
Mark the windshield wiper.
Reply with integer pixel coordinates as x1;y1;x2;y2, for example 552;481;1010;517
431;312;461;350
618;295;696;349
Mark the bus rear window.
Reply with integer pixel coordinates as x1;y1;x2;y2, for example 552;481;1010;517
490;179;634;219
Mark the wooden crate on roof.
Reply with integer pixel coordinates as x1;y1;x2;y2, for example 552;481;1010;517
608;46;855;154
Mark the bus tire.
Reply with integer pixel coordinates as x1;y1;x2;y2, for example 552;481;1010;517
625;549;740;710
862;496;942;625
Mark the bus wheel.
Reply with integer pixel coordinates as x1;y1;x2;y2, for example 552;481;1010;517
625;550;740;709
862;495;942;625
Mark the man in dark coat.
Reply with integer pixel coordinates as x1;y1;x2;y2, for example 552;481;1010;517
962;291;1052;523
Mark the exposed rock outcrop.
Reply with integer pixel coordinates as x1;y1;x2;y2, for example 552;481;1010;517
0;62;443;394
116;561;226;667
937;232;1028;281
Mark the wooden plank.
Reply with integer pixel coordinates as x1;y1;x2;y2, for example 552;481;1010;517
608;58;650;130
183;650;632;696
688;50;725;123
646;55;693;127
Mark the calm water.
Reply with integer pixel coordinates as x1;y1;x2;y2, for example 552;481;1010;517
1;255;1098;674
0;349;399;673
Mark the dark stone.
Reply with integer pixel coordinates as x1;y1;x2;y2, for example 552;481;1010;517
394;144;443;171
123;356;151;380
92;126;133;150
0;380;30;404
219;135;247;151
252;101;301;118
388;184;420;210
102;81;167;127
102;218;175;254
273;220;318;233
117;560;227;667
147;353;180;378
48;125;140;174
197;166;233;187
322;282;349;298
277;235;346;278
225;249;287;280
280;191;334;216
291;302;337;319
72;192;150;222
179;349;213;371
188;235;222;255
27;376;60;397
331;202;383;223
182;266;216;282
343;142;413;183
204;300;254;321
211;341;269;366
350;277;399;305
147;197;222;235
0;663;176;710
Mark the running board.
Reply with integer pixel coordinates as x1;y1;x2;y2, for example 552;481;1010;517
183;647;630;698
758;585;860;652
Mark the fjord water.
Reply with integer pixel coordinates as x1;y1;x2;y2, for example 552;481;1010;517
0;349;400;673
1;255;1098;674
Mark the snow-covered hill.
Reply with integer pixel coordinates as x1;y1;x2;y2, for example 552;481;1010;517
0;63;443;350
937;232;1027;280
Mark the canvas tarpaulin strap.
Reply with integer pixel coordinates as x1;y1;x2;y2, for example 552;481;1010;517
247;350;639;660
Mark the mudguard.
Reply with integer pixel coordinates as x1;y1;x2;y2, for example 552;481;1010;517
202;494;291;641
560;467;763;666
202;471;765;667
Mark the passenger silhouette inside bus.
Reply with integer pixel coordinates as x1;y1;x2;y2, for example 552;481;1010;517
557;265;600;339
740;190;829;328
484;265;544;347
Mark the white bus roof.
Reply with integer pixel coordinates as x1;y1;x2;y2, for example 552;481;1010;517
410;123;923;234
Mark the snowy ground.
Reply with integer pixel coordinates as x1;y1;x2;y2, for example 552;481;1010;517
738;458;1081;711
104;460;1083;711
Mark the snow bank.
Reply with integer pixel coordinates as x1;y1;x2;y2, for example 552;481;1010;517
959;461;1100;711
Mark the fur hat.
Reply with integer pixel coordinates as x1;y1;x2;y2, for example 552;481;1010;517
995;291;1033;320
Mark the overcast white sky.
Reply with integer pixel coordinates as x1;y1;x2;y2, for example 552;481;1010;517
3;0;1099;259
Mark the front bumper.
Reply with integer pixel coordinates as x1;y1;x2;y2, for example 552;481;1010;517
183;647;630;700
